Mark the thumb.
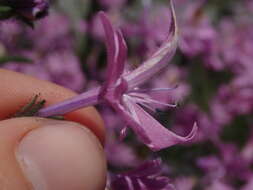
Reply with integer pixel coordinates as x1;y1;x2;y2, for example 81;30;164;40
0;117;106;190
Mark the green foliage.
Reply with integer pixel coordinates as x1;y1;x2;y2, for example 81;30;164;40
188;60;233;112
0;5;13;20
0;56;32;65
56;0;91;24
221;115;251;148
157;141;218;177
13;94;46;117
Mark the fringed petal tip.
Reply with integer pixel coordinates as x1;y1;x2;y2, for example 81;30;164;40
148;122;198;152
186;122;198;140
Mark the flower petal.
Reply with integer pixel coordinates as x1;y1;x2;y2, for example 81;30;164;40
125;0;178;89
99;12;127;87
121;97;197;151
125;159;162;177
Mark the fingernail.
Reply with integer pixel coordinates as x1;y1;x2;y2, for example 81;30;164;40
16;121;106;190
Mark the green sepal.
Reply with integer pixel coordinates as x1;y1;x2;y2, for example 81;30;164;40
0;6;13;20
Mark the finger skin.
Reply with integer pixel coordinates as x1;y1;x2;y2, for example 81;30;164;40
0;117;107;190
0;69;105;144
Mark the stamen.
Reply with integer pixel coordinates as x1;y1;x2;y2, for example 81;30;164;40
129;95;177;108
119;126;128;141
129;85;178;93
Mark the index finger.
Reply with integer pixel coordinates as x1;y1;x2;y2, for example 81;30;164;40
0;69;105;144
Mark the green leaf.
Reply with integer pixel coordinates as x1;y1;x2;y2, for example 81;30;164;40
0;6;13;20
0;56;33;65
0;6;12;13
221;115;251;148
14;94;46;117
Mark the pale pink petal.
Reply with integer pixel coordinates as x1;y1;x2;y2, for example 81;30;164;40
121;97;197;151
99;12;127;86
125;0;178;89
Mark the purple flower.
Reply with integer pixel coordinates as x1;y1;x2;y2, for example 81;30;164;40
206;181;234;190
102;109;141;167
3;50;86;92
110;159;175;190
4;0;49;21
242;176;253;190
26;13;72;52
174;177;195;190
42;51;86;92
105;135;141;167
0;20;22;50
38;0;197;151
179;1;217;56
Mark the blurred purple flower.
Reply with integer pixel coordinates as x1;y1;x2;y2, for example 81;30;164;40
174;177;195;190
3;51;85;92
38;1;197;151
206;181;234;190
0;12;86;92
0;20;22;51
4;0;49;21
218;18;253;73
241;131;253;163
3;59;51;80
179;0;217;57
197;143;253;189
218;143;252;181
118;3;173;59
106;135;140;167
197;156;226;181
103;110;141;167
209;97;232;126
42;51;86;92
27;13;73;52
110;159;175;190
242;176;253;190
212;82;253;119
137;5;172;55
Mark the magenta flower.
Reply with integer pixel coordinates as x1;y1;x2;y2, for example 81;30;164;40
110;159;175;190
37;0;197;151
5;0;49;21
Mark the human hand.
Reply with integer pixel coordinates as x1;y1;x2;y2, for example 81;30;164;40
0;69;106;190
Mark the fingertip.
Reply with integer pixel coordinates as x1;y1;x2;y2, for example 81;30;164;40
0;117;107;190
65;106;106;145
16;121;107;190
